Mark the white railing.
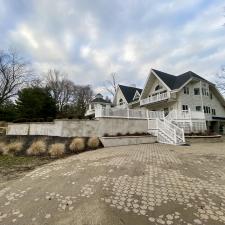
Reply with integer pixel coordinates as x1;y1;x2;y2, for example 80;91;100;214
164;118;185;143
148;111;164;119
165;109;207;133
140;92;170;106
96;107;149;119
156;119;176;144
148;118;185;145
166;110;205;120
95;107;164;120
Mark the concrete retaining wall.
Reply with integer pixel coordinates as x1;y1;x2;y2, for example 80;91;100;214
185;135;222;143
7;118;148;137
100;136;156;147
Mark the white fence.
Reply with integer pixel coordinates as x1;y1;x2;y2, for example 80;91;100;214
95;107;164;120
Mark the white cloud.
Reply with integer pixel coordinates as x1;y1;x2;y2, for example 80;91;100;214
1;0;225;94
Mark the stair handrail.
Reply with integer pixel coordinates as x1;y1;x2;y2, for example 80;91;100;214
156;118;176;144
163;118;185;143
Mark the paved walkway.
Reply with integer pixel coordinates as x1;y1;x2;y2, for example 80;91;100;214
1;143;225;225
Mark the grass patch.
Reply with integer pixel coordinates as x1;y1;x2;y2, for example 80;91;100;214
0;155;54;182
0;155;46;167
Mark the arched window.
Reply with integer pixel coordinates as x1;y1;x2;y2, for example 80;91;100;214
119;98;124;105
155;85;162;91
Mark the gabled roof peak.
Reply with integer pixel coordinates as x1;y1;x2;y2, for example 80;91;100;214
118;84;142;103
152;69;214;90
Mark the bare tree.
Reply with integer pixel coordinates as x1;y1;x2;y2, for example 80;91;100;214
216;66;225;94
45;69;76;112
74;85;93;118
0;50;32;105
104;72;118;97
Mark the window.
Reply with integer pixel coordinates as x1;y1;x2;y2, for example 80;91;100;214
202;88;209;96
119;98;124;105
194;88;200;95
133;91;140;100
202;88;205;95
183;87;189;94
203;106;211;114
182;105;189;111
212;109;216;115
196;106;201;111
155;85;162;91
203;106;206;113
210;92;213;99
208;107;211;113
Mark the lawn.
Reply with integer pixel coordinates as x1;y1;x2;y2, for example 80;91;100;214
0;155;54;183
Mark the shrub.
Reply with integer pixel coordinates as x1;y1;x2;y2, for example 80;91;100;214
48;143;65;158
5;141;23;155
69;138;85;152
68;116;74;119
0;142;6;155
46;117;54;122
87;137;100;149
27;140;47;156
116;132;122;136
0;121;7;127
13;118;31;123
103;133;109;137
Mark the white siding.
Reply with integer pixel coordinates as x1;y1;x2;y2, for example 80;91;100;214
148;77;167;96
177;81;225;120
177;81;203;112
208;91;225;118
114;88;128;106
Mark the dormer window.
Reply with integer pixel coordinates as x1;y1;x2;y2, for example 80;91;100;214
155;85;162;91
133;91;140;100
119;98;124;105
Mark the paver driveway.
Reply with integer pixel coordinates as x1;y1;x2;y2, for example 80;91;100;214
1;143;225;225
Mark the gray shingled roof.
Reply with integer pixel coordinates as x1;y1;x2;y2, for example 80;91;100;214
91;98;111;103
119;85;142;103
152;69;214;90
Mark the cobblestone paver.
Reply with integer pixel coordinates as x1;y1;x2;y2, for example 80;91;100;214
0;143;225;225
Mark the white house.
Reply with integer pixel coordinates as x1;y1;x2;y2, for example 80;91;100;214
113;84;142;109
86;69;225;144
112;69;225;134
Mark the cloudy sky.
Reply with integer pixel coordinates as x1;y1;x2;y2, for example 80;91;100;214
0;0;225;95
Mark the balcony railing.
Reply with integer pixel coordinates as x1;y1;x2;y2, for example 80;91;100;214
140;92;170;106
165;110;205;120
